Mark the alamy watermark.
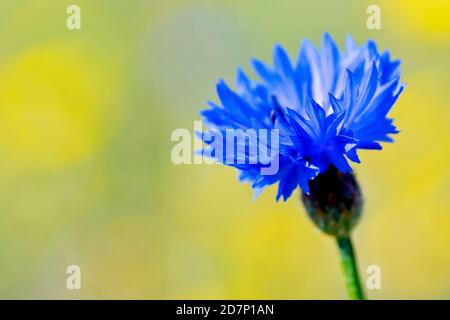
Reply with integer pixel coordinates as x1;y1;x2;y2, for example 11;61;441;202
366;264;382;290
170;121;280;175
66;265;81;290
366;5;381;30
66;4;81;30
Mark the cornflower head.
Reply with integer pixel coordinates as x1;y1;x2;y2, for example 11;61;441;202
199;34;404;299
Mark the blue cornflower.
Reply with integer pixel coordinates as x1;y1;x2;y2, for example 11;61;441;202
200;33;404;201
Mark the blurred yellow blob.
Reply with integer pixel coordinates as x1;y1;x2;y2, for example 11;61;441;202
0;45;112;169
385;0;450;40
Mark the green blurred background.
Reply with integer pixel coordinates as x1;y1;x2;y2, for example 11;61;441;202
0;0;448;299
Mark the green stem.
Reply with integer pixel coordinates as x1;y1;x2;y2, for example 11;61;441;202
336;236;365;300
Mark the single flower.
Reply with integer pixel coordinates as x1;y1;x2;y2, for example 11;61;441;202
199;34;405;300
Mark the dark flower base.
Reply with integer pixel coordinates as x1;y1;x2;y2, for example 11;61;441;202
302;166;363;237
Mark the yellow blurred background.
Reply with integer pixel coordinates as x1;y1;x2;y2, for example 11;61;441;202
0;0;448;299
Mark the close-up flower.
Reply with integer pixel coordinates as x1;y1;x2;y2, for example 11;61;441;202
200;33;404;299
201;33;404;202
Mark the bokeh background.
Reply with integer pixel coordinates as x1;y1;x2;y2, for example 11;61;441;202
0;0;448;299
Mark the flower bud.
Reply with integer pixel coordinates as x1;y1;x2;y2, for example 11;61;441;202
302;166;363;237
